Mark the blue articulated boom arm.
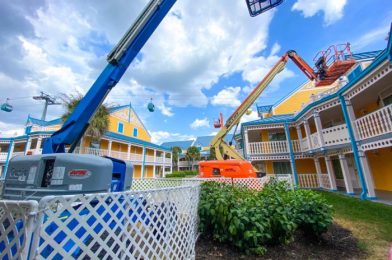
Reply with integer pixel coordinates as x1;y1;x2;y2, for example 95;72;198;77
43;0;177;154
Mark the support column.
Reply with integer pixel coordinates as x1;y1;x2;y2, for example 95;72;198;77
358;151;376;198
153;150;157;178
296;125;303;151
284;123;298;186
141;146;146;179
127;144;131;161
338;154;354;194
79;137;84;154
169;152;173;174
108;140;112;157
313;112;325;148
314;157;323;188
24;137;32;155
243;128;250;158
339;95;369;200
35;137;42;154
3;140;15;178
303;120;312;150
325;156;337;191
163;151;167;177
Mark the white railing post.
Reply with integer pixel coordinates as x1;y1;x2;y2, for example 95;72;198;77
338;153;354;194
325;156;337;191
313;112;325;148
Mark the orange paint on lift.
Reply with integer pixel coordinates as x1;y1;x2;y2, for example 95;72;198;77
198;160;257;178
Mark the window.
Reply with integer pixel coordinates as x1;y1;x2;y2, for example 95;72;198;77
332;159;343;179
117;122;124;133
269;132;286;141
133;128;138;137
273;162;291;175
382;94;392;106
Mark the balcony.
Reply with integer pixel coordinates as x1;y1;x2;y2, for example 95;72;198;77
355;104;392;140
248;141;288;155
300;123;350;151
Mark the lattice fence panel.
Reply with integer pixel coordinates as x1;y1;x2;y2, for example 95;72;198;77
0;200;38;260
32;185;200;259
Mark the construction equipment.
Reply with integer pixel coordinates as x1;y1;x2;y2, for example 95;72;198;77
2;0;177;200
2;0;267;199
245;0;284;17
199;50;317;178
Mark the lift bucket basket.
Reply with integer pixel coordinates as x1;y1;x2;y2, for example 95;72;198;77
245;0;284;17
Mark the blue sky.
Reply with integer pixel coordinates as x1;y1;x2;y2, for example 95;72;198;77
0;0;391;144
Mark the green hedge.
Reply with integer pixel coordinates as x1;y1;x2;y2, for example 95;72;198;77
198;180;333;255
165;171;198;178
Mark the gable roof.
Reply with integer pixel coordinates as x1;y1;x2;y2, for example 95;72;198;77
105;131;170;151
26;115;62;126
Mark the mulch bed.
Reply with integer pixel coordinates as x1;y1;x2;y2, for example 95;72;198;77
195;223;366;259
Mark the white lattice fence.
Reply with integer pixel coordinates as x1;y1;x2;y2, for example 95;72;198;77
30;185;200;259
0;200;38;260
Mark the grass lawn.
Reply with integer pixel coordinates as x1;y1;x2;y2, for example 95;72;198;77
317;191;392;259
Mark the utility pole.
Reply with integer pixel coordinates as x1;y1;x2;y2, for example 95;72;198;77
33;92;61;120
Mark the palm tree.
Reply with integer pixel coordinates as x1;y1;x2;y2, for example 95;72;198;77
186;146;201;171
171;146;182;171
61;93;110;145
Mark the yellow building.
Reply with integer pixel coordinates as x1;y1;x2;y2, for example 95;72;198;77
0;104;172;179
238;36;392;201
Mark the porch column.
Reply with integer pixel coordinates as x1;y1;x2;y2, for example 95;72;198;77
79;137;84;154
296;125;303;151
345;99;359;139
313;112;325;148
24;137;32;155
169;152;173;174
325;156;337;191
358;151;376;198
108;140;112;157
35;136;42;153
284;123;298;186
338;154;354;194
3;140;15;178
127;144;131;161
303;120;312;150
153;150;157;178
243;128;250;158
141;146;146;179
314;157;323;188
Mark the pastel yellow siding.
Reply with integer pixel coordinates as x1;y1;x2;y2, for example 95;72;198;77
273;82;335;115
133;165;142;178
266;161;274;174
366;148;392;191
144;166;154;178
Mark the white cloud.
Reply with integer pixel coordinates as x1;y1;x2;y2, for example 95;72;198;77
211;87;241;107
150;131;195;145
0;121;25;138
190;118;210;129
240;110;259;125
351;25;390;51
292;0;347;26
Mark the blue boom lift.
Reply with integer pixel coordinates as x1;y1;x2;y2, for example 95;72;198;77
2;0;277;200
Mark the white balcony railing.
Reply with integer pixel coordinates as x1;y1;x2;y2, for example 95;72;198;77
298;174;319;188
322;124;350;146
248;141;288;155
355;104;392;140
301;137;309;151
320;174;331;189
0;153;8;161
292;140;301;153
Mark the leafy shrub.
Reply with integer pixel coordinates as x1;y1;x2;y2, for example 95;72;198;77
198;180;333;255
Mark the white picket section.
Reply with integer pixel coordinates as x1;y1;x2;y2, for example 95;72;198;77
248;141;288;155
0;200;38;259
320;174;331;189
0;177;294;259
298;174;320;188
355;104;392;140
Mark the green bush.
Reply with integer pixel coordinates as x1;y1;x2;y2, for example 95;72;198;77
165;171;198;178
198;181;333;255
